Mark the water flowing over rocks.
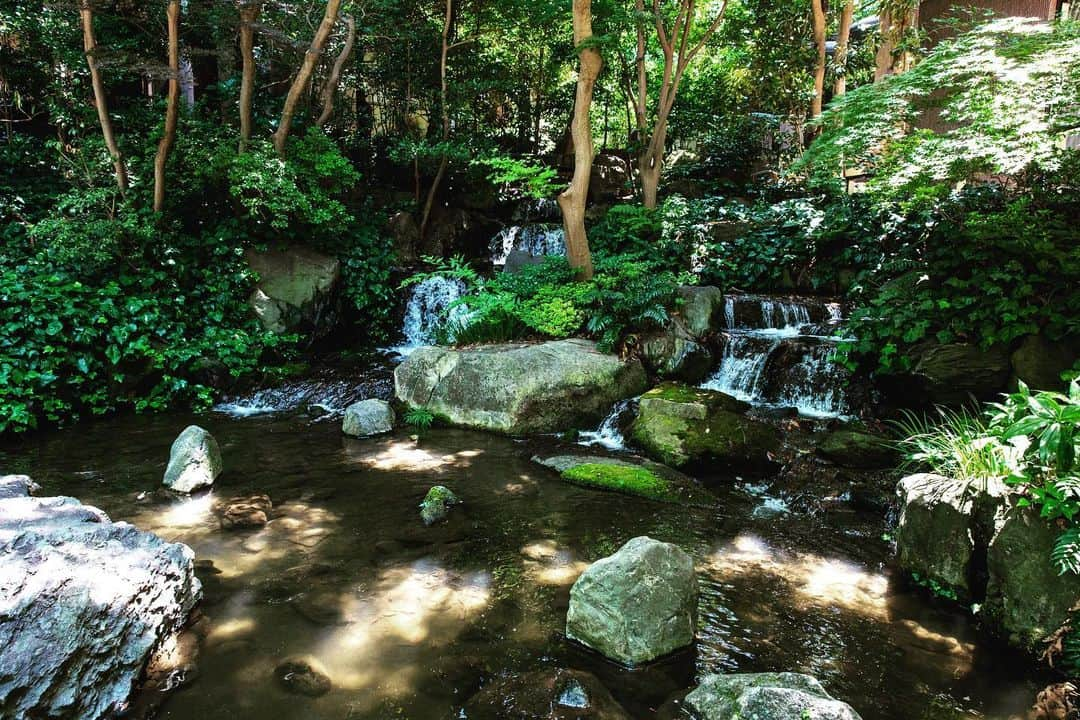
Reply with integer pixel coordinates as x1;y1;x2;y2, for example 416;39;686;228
342;398;396;437
566;536;698;667
680;673;862;720
395;276;469;353
245;246;341;339
163;425;222;493
394;339;648;435
700;295;857;418
490;223;566;268
630;383;780;471
0;481;201;720
895;473;1080;653
462;667;632;719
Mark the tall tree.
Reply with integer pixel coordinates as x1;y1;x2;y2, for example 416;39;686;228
419;0;455;242
833;0;854;96
316;14;357;127
810;0;827;118
558;0;601;280
153;0;181;212
79;0;128;195
237;1;260;152
271;0;343;155
632;0;729;209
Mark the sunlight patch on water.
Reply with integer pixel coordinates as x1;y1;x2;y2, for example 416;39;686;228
705;534;888;619
520;539;589;586
347;440;486;472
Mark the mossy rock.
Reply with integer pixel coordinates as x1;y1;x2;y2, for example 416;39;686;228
816;430;897;469
630;384;779;471
419;485;460;525
533;454;716;506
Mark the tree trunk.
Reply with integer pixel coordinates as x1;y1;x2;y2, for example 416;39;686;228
154;0;181;213
833;0;854;97
639;149;662;210
557;0;601;281
79;1;128;195
875;2;918;80
419;0;454;243
316;15;356;127
271;0;343;155
810;0;827;118
238;2;260;152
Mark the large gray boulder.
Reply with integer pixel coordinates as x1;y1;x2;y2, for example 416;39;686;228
629;383;779;470
678;286;725;337
911;343;1010;404
163;425;222;493
246;246;340;339
985;503;1080;652
566;536;697;666
0;487;201;720
1010;334;1076;391
683;673;862;720
639;317;713;383
0;474;38;500
342;399;396;437
894;473;1007;601
394;339;647;435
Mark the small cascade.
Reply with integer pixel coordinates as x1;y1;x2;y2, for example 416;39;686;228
578;399;634;451
703;295;853;418
490;224;566;267
393;276;469;355
214;367;392;419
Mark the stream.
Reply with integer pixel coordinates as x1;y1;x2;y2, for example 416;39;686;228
0;385;1043;719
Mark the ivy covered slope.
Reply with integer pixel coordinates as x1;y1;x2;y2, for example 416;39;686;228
0;125;393;434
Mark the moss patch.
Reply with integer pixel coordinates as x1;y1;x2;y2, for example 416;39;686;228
561;463;677;502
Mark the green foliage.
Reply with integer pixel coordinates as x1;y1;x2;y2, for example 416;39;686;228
893;408;1012;485
910;572;960;602
475;156;563;201
799;18;1080;206
560;463;677;502
404;406;436;431
585;254;679;351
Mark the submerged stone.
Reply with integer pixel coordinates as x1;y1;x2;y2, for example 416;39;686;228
0;487;201;720
462;667;631;719
274;656;332;696
816;429;897;469
219;494;272;529
394;339;647;435
342;398;396;437
566;536;698;666
683;673;862;719
420;485;460;526
163;425;222;493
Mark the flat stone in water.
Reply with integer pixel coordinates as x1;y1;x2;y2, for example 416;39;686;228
274;656;332;697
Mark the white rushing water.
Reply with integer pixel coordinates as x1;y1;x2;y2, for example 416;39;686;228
490;224;566;266
577;399;634;451
703;295;852;418
389;276;469;356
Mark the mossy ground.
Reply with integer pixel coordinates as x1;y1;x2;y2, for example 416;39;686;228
560;463;678;502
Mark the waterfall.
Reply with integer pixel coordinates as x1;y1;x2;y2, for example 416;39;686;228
703;295;852;418
214;367;392;419
490;224;566;266
578;399;634;451
392;276;469;355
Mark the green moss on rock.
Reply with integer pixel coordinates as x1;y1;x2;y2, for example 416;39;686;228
561;463;677;502
419;485;460;525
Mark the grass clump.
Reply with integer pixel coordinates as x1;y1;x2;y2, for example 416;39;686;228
561;463;677;502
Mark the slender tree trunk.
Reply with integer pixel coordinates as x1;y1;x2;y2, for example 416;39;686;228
238;2;260;152
79;1;127;195
833;0;854;96
811;0;827;118
419;0;454;243
875;2;918;80
154;0;181;213
316;15;356;127
271;0;343;155
557;0;601;281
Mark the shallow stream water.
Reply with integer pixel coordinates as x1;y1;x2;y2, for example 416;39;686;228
0;408;1044;719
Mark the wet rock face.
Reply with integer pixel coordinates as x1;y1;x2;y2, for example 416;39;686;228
816;429;897;469
245;246;341;340
682;673;862;720
895;473;1079;654
910;342;1010;404
629;383;779;471
0;485;201;720
163;425;222;493
394;339;648;435
342;398;396;437
639;318;714;384
462;667;632;719
678;286;725;338
566;536;698;667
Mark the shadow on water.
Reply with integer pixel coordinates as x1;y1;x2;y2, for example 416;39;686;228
0;410;1045;720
